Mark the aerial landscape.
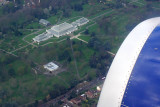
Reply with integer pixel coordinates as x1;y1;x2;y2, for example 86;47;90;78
0;0;159;106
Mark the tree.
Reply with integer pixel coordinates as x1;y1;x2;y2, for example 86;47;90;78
87;37;97;48
74;4;83;11
104;42;111;51
91;32;95;37
58;50;70;60
67;56;72;62
34;100;39;107
84;29;89;35
8;68;16;77
74;51;81;59
63;9;71;18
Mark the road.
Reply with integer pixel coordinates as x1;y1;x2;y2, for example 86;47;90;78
39;78;105;107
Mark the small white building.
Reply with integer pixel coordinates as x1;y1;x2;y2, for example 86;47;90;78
43;62;59;72
39;19;51;26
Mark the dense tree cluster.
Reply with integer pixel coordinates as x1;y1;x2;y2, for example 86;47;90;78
0;53;31;82
87;36;112;76
0;0;89;37
0;7;46;37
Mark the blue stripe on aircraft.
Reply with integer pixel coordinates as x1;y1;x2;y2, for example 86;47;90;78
121;25;160;107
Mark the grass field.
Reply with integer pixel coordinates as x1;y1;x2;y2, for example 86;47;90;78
24;21;44;29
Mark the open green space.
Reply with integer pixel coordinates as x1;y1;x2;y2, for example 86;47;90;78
0;36;28;52
47;15;59;25
24;21;44;29
0;29;36;52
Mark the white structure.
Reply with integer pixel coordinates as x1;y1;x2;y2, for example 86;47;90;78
33;32;53;43
39;19;50;26
47;22;77;37
71;17;89;27
43;62;59;72
33;17;89;43
98;17;160;107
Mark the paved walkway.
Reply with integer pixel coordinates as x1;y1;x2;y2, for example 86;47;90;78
76;37;88;44
0;49;18;57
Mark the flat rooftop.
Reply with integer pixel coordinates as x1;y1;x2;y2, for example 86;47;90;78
76;17;89;24
51;22;74;32
39;19;50;24
44;62;59;72
33;32;53;42
71;17;89;27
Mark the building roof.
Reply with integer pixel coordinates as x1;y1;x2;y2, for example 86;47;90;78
85;91;94;98
51;22;74;32
70;97;82;104
33;32;52;42
98;17;160;107
47;29;55;34
43;62;59;72
39;19;50;25
71;17;89;27
76;17;89;24
71;22;78;27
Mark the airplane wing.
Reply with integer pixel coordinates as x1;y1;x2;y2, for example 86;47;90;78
98;17;160;107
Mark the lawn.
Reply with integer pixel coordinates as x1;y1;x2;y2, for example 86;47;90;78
0;36;28;52
47;15;59;25
0;29;36;52
24;21;44;29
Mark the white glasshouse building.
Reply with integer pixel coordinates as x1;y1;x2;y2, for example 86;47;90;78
71;17;89;27
46;22;78;38
33;17;89;43
33;32;53;43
